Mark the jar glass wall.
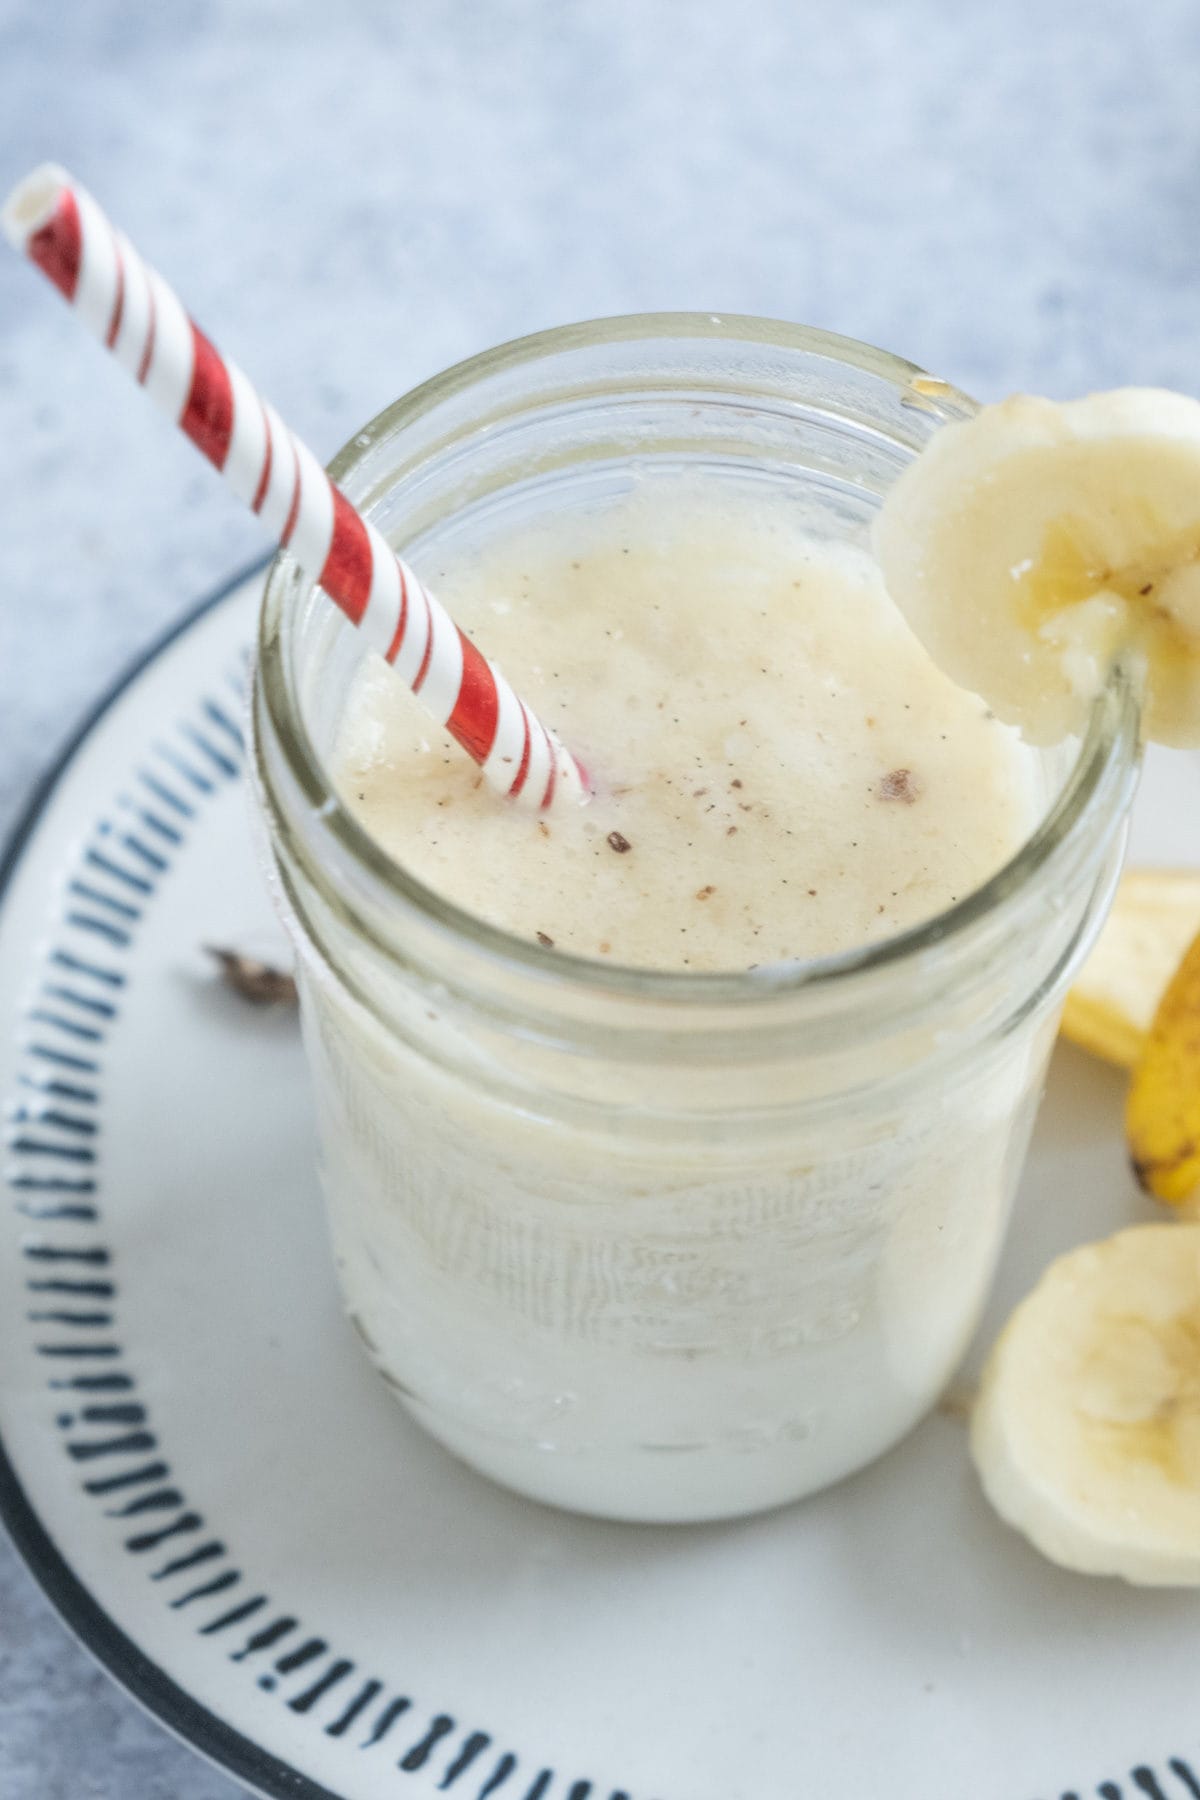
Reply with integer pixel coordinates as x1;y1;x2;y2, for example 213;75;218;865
251;317;1139;1523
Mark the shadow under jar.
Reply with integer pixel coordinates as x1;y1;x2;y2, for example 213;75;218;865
250;315;1139;1523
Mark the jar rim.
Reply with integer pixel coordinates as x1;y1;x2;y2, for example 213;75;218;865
254;310;1140;1008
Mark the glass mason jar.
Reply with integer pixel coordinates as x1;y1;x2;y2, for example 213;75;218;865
250;316;1139;1524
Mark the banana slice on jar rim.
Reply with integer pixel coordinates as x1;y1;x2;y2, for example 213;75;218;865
971;1224;1200;1585
874;389;1200;747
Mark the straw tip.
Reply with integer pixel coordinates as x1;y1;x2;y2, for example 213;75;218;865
2;163;73;252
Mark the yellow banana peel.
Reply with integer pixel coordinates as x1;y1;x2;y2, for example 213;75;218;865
1126;926;1200;1208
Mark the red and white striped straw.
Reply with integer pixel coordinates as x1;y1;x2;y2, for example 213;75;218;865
2;164;588;812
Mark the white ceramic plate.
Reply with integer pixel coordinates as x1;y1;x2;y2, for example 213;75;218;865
3;569;1200;1800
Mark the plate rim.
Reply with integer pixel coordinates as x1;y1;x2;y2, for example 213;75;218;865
0;558;348;1800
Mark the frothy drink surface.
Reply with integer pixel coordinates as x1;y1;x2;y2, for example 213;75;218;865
334;480;1041;968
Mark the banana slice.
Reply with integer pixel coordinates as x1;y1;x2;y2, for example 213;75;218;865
875;389;1200;746
1127;925;1200;1206
1061;867;1200;1067
971;1223;1200;1584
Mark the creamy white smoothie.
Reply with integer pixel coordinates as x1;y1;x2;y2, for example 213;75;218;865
335;483;1040;968
292;476;1060;1520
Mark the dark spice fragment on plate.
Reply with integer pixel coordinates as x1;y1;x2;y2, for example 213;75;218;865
205;947;298;1007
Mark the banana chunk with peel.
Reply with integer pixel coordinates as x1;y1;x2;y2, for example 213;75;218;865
1127;926;1200;1206
875;389;1200;746
972;1224;1200;1585
1061;868;1200;1068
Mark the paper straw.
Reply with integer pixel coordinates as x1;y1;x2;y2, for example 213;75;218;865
2;164;588;811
